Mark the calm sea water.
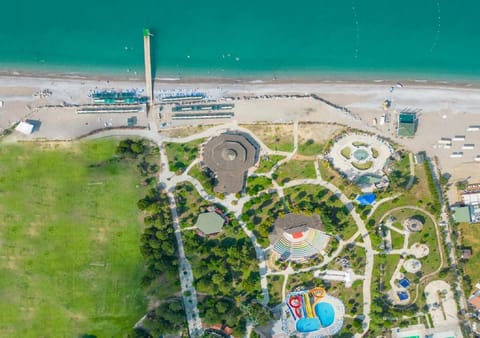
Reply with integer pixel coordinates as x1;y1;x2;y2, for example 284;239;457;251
1;0;480;80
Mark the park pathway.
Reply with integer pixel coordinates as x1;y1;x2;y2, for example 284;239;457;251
159;145;204;337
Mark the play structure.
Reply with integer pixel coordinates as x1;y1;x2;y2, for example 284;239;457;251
285;287;344;336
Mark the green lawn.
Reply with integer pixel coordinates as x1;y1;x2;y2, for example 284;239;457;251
341;147;351;159
316;160;361;199
273;160;316;186
246;175;273;196
297;140;324;156
390;229;405;250
0;140;149;338
174;182;210;228
393;209;442;275
458;222;480;295
164;138;205;174
188;163;214;195
267;275;285;307
256;155;285;174
351;161;373;170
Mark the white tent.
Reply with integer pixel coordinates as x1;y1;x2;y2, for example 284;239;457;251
15;121;34;135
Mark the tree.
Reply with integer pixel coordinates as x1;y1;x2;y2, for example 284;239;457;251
126;328;152;338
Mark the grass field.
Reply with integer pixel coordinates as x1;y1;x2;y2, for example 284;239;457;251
351;161;373;170
188;163;214;195
390;229;405;250
240;123;294;152
391;209;442;275
164;138;204;174
267;275;284;307
0;140;149;337
256;155;285;174
316;160;361;199
297;140;324;156
246;176;273;196
273;160;316;185
174;182;210;228
459;222;480;295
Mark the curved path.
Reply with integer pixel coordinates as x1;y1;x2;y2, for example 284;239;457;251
375;205;445;308
376;205;444;280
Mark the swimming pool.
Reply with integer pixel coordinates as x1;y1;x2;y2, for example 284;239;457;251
355;174;381;185
314;302;335;327
296;318;321;332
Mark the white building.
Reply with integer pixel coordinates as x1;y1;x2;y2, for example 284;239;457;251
15;121;34;135
463;191;480;205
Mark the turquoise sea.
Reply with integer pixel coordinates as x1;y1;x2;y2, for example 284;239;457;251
1;0;480;80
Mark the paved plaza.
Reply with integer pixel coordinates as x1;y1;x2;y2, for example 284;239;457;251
328;133;392;184
425;280;459;327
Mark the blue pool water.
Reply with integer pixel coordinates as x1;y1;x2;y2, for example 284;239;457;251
296;317;321;332
315;302;335;327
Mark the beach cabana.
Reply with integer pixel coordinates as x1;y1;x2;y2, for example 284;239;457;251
356;193;376;206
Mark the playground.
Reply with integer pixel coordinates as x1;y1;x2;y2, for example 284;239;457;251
285;287;344;336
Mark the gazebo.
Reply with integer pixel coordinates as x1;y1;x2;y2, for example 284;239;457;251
195;212;225;236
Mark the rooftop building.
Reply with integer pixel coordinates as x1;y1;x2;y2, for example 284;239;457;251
397;112;418;137
453;206;473;223
203;132;259;194
469;294;480;309
269;214;329;262
195;212;225;236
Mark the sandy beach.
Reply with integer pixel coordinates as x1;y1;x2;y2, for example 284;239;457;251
1;74;479;201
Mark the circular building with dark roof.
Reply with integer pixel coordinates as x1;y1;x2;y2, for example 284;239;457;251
203;132;259;194
269;213;330;262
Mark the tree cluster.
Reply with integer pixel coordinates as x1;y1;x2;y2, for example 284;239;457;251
140;299;186;336
137;188;179;287
423;161;441;215
199;297;245;334
183;224;261;300
116;138;160;184
116;139;146;158
287;189;353;238
242;193;286;246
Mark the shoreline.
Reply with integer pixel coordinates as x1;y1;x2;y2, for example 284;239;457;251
2;70;480;91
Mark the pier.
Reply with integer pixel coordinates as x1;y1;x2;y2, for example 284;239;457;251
143;29;153;113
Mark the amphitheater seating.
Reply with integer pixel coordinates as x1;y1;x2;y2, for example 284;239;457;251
273;228;330;261
307;230;330;250
273;237;291;258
